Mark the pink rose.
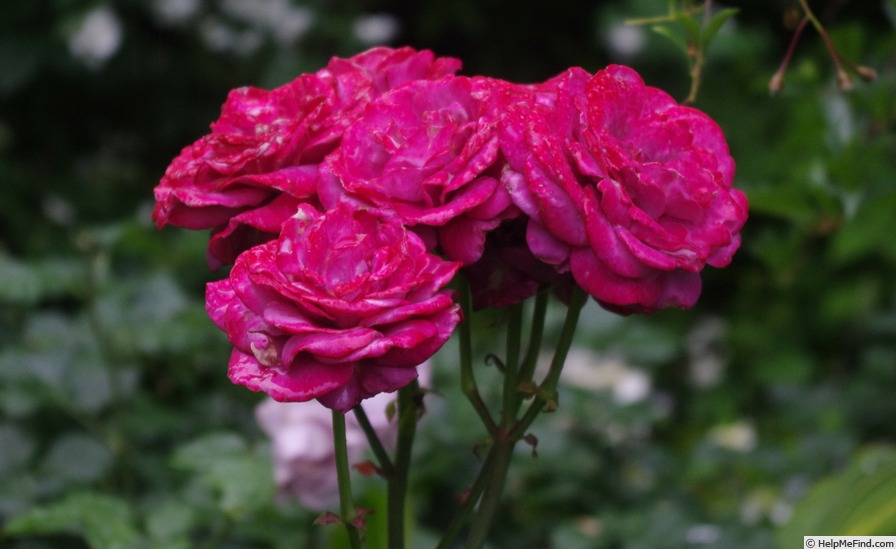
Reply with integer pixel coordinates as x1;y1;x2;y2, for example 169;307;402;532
501;65;748;313
153;47;461;269
321;46;462;96
205;202;461;412
322;76;517;265
461;217;573;309
255;361;431;510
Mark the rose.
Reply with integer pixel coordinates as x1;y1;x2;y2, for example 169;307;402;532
500;65;748;312
205;202;461;412
255;361;430;510
322;76;517;265
461;217;573;309
153;47;461;269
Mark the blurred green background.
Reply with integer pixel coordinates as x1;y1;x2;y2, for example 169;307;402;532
2;1;896;547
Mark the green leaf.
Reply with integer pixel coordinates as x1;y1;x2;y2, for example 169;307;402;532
3;491;143;549
702;8;739;48
651;24;689;56
777;446;896;547
673;11;702;50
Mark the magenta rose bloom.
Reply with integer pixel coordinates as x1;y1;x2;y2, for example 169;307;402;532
205;202;461;412
153;47;461;269
322;76;517;265
501;65;748;313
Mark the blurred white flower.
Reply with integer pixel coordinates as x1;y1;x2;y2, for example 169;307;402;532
686;317;726;388
709;421;757;452
353;13;400;46
68;6;122;70
685;524;721;545
255;363;430;510
152;0;200;26
605;22;646;59
556;347;651;405
221;0;313;44
199;17;263;56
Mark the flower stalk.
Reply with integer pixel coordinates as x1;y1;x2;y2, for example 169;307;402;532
332;410;363;548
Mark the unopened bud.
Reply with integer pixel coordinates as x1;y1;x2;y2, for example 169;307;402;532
836;69;853;91
769;70;785;95
854;64;877;82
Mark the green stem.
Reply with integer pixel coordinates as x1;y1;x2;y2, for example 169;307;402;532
435;449;498;549
500;303;524;426
387;381;419;549
353;405;395;476
517;287;549;387
457;278;498;435
332;411;363;549
511;287;587;441
463;432;515;549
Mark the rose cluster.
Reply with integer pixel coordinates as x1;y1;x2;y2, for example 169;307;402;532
154;46;747;411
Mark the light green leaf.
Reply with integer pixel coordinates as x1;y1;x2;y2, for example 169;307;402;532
3;492;143;549
777;447;896;547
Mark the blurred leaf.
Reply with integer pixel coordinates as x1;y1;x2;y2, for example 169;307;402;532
40;432;114;485
0;254;83;305
0;422;34;474
777;446;896;547
830;192;896;265
143;498;196;548
171;432;274;518
3;491;143;549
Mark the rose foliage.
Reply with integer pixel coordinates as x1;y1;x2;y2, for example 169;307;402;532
153;46;748;412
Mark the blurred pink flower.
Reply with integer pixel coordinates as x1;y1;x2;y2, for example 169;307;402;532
206;202;460;412
322;76;517;265
153;47;460;269
255;361;430;510
500;65;748;313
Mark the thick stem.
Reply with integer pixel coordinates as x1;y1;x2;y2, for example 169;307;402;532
463;433;516;549
500;303;524;426
332;411;363;549
435;449;498;549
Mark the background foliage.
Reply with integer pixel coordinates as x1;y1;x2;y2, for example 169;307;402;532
1;0;895;547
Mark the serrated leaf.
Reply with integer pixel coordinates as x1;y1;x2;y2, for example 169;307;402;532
3;491;143;549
